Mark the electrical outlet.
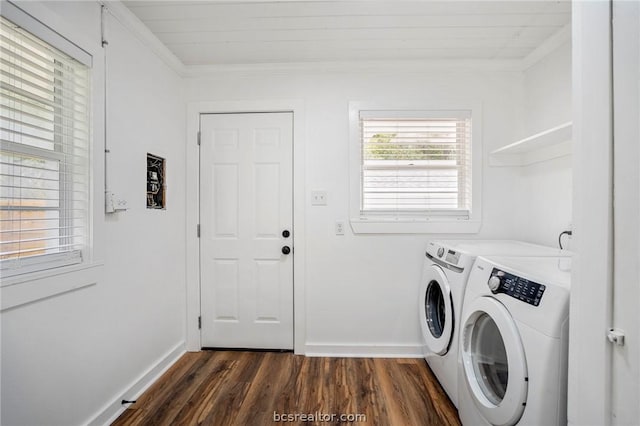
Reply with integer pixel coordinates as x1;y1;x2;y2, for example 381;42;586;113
311;191;327;206
116;199;128;210
335;221;345;235
106;191;128;213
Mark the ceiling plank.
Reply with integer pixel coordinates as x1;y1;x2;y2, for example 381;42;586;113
176;43;531;65
155;27;556;45
125;1;569;21
140;14;570;34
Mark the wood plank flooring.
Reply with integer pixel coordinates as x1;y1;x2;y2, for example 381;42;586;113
112;351;460;426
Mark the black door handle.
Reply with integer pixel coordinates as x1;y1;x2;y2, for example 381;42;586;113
282;246;291;255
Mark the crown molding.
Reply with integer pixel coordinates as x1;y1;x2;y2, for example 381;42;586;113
101;1;186;76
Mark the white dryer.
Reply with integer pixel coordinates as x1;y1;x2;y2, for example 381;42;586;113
419;240;569;408
457;256;571;426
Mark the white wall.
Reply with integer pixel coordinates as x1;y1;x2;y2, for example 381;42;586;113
523;43;572;134
0;2;186;425
185;68;524;353
515;42;573;248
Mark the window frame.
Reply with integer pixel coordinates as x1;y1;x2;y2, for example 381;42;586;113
0;0;103;311
348;100;482;234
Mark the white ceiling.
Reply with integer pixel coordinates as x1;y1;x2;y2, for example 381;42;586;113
123;1;571;66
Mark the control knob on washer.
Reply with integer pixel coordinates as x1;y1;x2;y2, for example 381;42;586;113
437;247;445;257
488;276;502;292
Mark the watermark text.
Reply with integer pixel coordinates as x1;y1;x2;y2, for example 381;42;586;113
273;411;367;423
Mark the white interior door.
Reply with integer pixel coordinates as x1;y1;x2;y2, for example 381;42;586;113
200;112;293;350
611;1;640;422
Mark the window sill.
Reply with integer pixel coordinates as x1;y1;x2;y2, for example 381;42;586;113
1;262;104;312
349;218;482;234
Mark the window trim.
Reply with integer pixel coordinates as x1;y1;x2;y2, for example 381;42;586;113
348;100;482;234
1;261;103;311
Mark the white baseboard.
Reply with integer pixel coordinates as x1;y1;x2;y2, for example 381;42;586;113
87;342;186;426
304;343;423;358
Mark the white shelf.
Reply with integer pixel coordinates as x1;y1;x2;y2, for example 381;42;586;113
490;122;572;166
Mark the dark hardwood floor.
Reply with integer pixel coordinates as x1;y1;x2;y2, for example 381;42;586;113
112;351;460;426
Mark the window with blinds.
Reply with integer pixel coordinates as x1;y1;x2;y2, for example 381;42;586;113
0;15;90;277
359;110;472;218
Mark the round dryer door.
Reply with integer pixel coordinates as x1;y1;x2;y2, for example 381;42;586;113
419;264;454;355
460;296;528;426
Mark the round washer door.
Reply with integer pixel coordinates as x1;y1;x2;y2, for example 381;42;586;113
419;264;454;355
460;296;528;426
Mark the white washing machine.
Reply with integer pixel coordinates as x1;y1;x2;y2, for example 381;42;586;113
419;240;569;408
457;255;571;426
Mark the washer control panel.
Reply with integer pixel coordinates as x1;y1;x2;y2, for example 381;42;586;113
488;268;546;306
445;250;461;265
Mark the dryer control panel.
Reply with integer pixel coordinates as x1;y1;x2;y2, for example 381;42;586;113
488;268;546;306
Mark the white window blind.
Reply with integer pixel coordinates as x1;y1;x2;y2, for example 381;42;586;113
0;15;90;277
360;110;472;218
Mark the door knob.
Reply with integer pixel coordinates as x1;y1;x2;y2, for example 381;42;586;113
282;230;290;238
282;246;291;255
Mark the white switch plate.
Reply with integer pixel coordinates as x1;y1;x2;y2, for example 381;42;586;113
311;191;327;206
335;221;345;235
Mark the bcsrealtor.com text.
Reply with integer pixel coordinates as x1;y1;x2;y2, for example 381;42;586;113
273;411;367;423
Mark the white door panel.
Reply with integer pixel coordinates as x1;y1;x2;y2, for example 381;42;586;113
200;112;293;349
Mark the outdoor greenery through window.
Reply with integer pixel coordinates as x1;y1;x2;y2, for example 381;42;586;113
0;15;90;277
360;111;472;217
